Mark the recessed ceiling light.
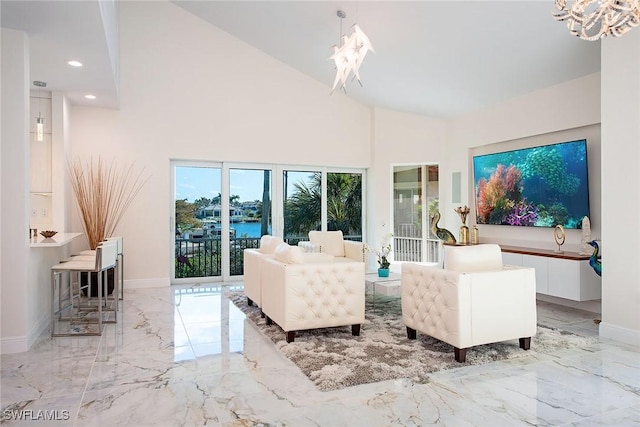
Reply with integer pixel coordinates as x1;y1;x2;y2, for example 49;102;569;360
67;60;83;67
84;94;96;100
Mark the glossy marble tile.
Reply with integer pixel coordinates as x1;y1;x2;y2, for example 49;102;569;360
1;283;638;426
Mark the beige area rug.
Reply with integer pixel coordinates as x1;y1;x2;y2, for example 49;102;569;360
228;292;598;391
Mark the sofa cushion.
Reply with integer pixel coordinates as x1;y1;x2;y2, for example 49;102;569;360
309;230;345;257
259;235;284;254
445;244;503;272
275;242;304;264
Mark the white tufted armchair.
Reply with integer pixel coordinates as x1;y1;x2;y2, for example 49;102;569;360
401;244;537;362
261;242;365;342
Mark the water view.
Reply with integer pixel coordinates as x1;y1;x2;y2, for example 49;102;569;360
231;222;266;238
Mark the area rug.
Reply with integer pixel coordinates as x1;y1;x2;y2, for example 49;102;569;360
228;292;598;391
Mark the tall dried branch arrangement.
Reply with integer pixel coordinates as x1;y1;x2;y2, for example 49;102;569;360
69;157;148;249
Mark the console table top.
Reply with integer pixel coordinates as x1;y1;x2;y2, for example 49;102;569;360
500;245;590;261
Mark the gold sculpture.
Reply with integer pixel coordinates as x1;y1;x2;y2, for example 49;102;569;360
455;205;470;244
554;224;566;253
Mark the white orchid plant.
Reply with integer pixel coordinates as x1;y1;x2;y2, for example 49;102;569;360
365;233;393;269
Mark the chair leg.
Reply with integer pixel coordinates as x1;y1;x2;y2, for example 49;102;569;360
97;269;103;335
406;326;417;340
351;324;361;336
286;331;295;343
119;253;124;301
454;347;467;363
50;270;56;337
519;337;531;350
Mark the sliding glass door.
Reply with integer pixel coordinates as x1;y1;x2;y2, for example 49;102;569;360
282;169;364;244
172;162;273;283
172;163;364;283
228;167;272;275
174;165;223;280
393;165;440;263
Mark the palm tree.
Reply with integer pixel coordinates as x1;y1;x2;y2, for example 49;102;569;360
284;172;361;238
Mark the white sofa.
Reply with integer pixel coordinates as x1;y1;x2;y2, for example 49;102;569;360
308;230;365;262
243;235;284;310
261;242;365;342
401;243;537;362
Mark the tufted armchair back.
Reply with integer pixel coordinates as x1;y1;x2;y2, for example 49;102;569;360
308;230;365;262
445;243;503;272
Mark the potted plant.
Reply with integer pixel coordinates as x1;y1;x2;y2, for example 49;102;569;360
366;233;393;277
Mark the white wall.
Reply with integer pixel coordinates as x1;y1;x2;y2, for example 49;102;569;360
600;31;640;344
1;29;32;352
69;1;372;285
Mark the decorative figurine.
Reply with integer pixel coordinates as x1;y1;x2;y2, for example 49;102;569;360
587;240;602;277
455;205;470;244
579;216;592;255
430;211;456;244
554;224;566;253
471;225;479;245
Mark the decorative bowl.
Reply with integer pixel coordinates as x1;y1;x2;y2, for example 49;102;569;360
40;230;57;238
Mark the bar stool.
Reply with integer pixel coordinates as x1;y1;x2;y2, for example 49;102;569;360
50;240;118;336
74;236;124;300
107;236;124;301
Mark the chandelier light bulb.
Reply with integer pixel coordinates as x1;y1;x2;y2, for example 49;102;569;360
329;10;375;94
553;0;640;40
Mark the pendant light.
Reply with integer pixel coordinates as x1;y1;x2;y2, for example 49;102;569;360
33;80;46;142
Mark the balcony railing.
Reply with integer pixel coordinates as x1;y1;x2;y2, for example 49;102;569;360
394;236;441;263
176;234;410;279
175;234;363;279
175;236;261;278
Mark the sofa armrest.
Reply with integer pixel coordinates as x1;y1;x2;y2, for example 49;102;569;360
344;240;365;262
243;249;274;306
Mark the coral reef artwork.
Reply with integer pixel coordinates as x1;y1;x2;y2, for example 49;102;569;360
473;140;590;229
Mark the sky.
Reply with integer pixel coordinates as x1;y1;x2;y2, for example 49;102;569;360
175;167;315;203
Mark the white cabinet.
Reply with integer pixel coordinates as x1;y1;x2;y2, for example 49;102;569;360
522;254;549;295
547;258;601;301
501;246;601;301
502;252;522;266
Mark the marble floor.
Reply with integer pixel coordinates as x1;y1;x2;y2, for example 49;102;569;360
1;283;639;426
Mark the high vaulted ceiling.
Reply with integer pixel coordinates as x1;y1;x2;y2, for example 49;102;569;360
1;1;602;117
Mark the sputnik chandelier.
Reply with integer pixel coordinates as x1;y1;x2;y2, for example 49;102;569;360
553;0;640;41
330;10;375;94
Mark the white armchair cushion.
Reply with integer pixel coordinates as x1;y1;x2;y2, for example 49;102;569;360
445;243;503;272
309;230;345;257
259;235;284;254
275;242;304;264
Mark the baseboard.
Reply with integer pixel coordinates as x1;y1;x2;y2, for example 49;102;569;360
1;312;50;354
0;335;29;354
599;322;640;347
124;277;170;289
536;294;601;314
